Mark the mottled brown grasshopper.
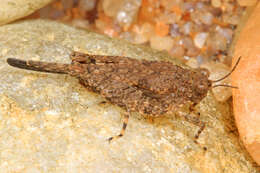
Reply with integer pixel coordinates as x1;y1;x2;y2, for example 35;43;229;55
7;52;240;145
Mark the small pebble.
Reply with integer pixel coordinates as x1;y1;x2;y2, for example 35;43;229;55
213;33;228;51
194;32;208;49
186;46;200;57
141;22;154;40
223;14;241;25
180;37;195;50
196;2;205;10
201;62;232;102
160;0;181;11
181;2;195;12
115;0;141;26
211;0;221;8
170;44;185;58
132;23;154;43
181;22;193;35
79;0;97;12
169;23;181;37
216;26;233;43
155;21;170;37
102;0;123;17
150;36;174;51
200;12;213;25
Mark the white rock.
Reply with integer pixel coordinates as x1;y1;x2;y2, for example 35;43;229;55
103;0;141;27
194;32;208;49
201;12;213;25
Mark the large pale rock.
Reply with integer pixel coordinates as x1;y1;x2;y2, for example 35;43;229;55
0;0;53;25
0;20;258;172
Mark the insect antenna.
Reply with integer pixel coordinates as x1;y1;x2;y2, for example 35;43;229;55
213;84;238;89
212;56;241;83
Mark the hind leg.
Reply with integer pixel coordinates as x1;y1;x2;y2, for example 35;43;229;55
184;113;205;144
108;112;130;142
184;103;206;147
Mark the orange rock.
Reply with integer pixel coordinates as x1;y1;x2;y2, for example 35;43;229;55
155;21;169;37
138;0;157;23
232;2;260;165
171;5;182;16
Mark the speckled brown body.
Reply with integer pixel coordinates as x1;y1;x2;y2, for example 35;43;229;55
7;51;213;144
7;52;212;116
68;52;212;116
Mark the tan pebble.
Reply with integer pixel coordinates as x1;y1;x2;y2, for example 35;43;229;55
201;62;232;102
211;0;221;8
194;32;208;49
150;36;174;51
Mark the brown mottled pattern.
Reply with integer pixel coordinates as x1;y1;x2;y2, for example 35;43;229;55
68;52;212;116
7;51;212;116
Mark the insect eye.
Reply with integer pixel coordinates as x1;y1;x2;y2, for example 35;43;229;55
199;68;210;77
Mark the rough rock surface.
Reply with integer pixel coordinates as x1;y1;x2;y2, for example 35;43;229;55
0;0;53;25
0;20;258;172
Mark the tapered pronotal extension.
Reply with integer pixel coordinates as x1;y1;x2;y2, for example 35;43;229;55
7;58;70;74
